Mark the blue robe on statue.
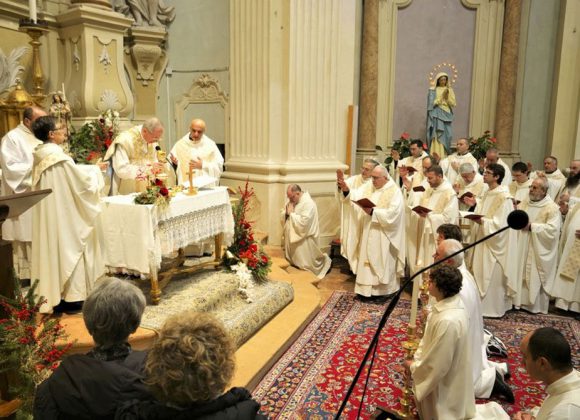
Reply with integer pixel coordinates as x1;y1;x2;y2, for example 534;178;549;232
426;73;456;155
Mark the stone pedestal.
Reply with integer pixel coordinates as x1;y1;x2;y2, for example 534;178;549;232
223;0;358;247
124;27;168;121
56;5;133;121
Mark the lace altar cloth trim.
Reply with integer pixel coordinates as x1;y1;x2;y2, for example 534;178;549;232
101;187;234;274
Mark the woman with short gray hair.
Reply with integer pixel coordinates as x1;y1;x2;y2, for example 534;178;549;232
34;278;152;419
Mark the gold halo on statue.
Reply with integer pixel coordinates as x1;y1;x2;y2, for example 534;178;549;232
428;62;459;87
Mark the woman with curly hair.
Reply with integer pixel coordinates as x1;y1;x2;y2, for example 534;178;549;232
116;311;265;419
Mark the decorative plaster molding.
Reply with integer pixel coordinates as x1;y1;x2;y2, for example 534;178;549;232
129;44;163;86
174;73;229;149
98;45;112;74
0;46;29;94
98;89;121;111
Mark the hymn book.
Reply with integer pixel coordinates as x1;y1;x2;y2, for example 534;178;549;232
459;191;474;200
460;211;484;221
353;198;375;210
412;205;431;214
413;185;426;192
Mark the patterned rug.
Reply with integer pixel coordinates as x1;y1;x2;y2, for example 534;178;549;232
253;291;580;419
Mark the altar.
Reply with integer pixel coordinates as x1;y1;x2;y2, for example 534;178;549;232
99;187;235;303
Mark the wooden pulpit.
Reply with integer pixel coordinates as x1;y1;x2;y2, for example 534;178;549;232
0;189;51;418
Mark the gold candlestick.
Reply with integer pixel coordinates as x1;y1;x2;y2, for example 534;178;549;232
185;166;197;196
19;19;49;104
417;272;431;339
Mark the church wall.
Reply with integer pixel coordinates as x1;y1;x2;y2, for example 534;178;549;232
392;0;475;145
515;0;560;168
158;0;229;151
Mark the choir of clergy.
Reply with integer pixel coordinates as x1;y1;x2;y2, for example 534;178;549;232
439;137;478;185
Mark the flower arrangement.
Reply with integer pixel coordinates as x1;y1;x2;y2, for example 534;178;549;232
133;165;171;208
468;130;497;161
68;109;120;164
0;279;72;415
224;181;271;284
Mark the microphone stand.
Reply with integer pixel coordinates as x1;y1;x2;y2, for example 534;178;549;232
334;223;513;419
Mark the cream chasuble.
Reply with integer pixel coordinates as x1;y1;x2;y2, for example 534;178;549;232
103;125;158;195
411;294;476;420
441;151;478;186
535;370;580;420
508;179;532;205
350;179;405;297
338;174;370;274
457;173;488;211
170;134;224;186
282;192;331;279
405;179;428;272
409;181;458;274
513;196;561;314
552;203;580;313
469;185;517;317
0;123;42;278
31;143;105;313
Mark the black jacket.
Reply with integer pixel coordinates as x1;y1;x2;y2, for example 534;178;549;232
34;350;151;420
115;387;267;420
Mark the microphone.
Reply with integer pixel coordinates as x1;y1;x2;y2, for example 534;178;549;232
507;209;529;230
334;209;529;419
155;145;161;151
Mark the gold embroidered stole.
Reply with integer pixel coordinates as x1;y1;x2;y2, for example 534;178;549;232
32;150;71;186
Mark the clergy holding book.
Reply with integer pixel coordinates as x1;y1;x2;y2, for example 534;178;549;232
0;106;47;280
338;165;405;301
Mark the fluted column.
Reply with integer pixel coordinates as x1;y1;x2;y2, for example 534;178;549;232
224;0;357;246
495;0;522;156
357;0;378;154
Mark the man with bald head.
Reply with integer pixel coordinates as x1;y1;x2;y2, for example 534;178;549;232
0;105;47;279
439;138;478;185
169;118;224;187
338;165;405;300
281;184;331;279
104;117;165;194
515;328;580;420
530;156;567;201
513;176;561;314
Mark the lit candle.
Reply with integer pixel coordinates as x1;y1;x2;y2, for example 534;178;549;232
29;0;37;23
61;83;66;101
409;276;420;327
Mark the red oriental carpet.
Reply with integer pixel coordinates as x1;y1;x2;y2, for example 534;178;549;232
253;291;580;419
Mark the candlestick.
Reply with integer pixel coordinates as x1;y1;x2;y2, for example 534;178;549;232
185;165;197;196
409;276;420;327
18;20;48;104
29;0;37;23
61;82;66;101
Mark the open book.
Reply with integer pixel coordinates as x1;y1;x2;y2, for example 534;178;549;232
460;210;483;221
413;185;426;192
458;191;474;200
412;205;431;214
353;198;375;210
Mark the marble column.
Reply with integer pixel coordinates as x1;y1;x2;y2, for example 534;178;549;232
224;0;358;247
495;0;521;159
357;0;378;156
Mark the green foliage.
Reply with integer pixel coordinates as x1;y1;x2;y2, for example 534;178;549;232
468;131;497;161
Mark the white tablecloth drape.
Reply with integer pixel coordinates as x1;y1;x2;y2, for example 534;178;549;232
100;187;234;274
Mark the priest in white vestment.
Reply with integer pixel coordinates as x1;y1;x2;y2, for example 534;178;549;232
407;265;476;419
484;148;512;187
513;177;561;314
336;158;379;274
509;161;532;206
455;163;488;211
435;240;513;401
560;160;580;203
281;184;331;279
103;117;164;195
515;328;580;420
30;116;105;313
551;201;580;313
0;106;47;279
464;163;517;317
408;165;458;275
338;166;405;298
439;138;478;186
392;139;428;188
530;156;567;201
169;118;224;187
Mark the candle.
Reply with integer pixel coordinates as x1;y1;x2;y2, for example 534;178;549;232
409;276;420;327
29;0;37;23
61;83;66;101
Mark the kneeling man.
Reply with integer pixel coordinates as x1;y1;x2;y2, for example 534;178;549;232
282;184;331;279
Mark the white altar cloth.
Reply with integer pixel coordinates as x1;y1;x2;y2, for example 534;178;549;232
100;187;234;274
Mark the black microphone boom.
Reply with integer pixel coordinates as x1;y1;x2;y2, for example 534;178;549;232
334;209;528;419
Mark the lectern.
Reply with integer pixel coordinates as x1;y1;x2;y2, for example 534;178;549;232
0;189;51;418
